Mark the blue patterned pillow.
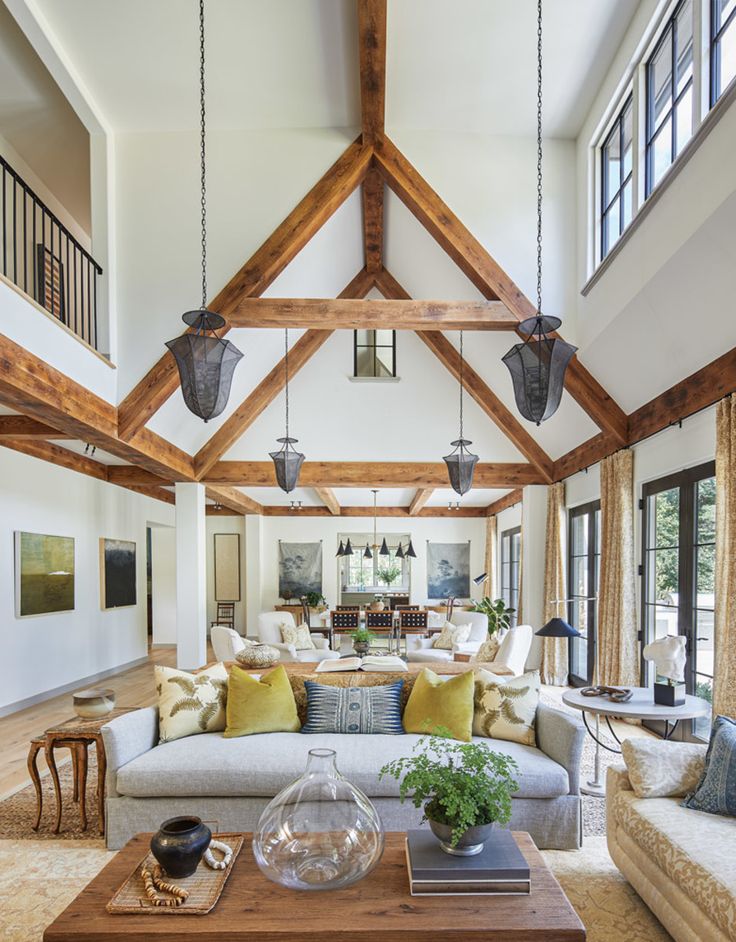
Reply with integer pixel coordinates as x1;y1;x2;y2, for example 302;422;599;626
301;681;404;735
682;715;736;817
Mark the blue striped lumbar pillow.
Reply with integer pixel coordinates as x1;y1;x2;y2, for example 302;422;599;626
302;680;404;735
682;715;736;817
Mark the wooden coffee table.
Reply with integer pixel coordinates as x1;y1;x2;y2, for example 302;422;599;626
43;831;585;941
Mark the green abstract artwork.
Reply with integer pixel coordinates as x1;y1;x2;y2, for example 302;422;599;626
15;532;75;617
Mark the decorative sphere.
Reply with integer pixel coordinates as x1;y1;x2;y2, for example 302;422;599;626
235;645;280;669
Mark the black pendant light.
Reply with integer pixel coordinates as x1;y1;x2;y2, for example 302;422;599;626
364;543;372;559
166;0;243;422
336;540;345;557
343;538;354;557
379;538;390;557
406;540;417;559
502;0;576;425
270;328;305;492
395;542;405;559
443;330;478;495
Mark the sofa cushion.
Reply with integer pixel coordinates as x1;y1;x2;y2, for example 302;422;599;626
116;732;570;801
683;715;736;817
612;787;736;938
473;669;540;746
621;738;706;798
155;662;228;744
403;668;474;741
301;680;404;735
224;665;300;738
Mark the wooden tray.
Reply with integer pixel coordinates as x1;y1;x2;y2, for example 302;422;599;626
106;833;245;915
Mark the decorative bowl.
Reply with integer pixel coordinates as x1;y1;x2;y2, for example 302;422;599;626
72;687;116;719
428;817;495;856
236;644;280;669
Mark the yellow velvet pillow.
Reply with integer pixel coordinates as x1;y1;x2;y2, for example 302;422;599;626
224;664;301;738
403;668;475;742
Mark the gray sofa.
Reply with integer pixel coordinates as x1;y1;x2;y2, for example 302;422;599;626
101;703;585;851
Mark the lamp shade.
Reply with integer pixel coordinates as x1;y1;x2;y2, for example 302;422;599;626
502;317;577;426
379;538;390;557
335;540;345;558
395;543;405;559
535;618;581;638
269;437;305;493
473;572;489;586
406;540;417;559
343;539;354;557
166;311;243;422
363;544;372;559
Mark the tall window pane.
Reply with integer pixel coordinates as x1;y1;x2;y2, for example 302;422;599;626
500;527;521;627
568;502;600;685
601;96;633;259
712;0;736;104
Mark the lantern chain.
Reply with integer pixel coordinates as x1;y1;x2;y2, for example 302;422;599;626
536;0;543;318
284;328;290;440
199;0;207;310
459;329;464;440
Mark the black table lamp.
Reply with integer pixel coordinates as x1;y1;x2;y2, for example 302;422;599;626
473;572;489;587
535;617;581;638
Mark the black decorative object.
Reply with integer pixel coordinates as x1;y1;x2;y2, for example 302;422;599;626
166;0;242;421
379;538;390;557
270;328;305;493
473;572;489;587
395;542;405;559
406;540;417;559
502;0;576;425
150;816;212;879
443;330;478;495
535;617;581;638
336;540;345;558
343;539;354;557
364;543;372;559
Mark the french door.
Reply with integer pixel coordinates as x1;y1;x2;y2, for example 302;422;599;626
640;461;715;740
500;527;521;628
567;501;600;686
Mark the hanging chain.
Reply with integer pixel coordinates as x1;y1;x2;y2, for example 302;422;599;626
536;0;543;318
284;327;290;439
459;330;464;440
199;0;208;310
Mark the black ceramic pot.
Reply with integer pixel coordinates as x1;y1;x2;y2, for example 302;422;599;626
150;816;212;878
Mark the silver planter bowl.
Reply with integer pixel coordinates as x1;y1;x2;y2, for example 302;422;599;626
428;818;495;856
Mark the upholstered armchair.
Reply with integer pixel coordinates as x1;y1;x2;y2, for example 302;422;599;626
406;611;488;664
210;625;246;662
483;624;533;676
256;611;341;664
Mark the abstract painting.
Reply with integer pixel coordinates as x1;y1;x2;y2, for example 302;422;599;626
278;542;322;597
100;538;137;609
214;532;241;601
15;532;75;617
427;541;471;599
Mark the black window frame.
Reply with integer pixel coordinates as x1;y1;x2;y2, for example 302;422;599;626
500;526;521;628
645;0;695;197
567;500;601;687
711;0;736;105
640;460;716;741
353;329;397;378
600;95;634;260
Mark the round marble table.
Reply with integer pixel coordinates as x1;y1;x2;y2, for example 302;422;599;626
562;686;710;796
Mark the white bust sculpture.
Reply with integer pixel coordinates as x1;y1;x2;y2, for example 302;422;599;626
643;635;686;684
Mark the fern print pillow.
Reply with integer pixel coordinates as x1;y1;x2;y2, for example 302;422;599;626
472;669;540;746
155;662;229;743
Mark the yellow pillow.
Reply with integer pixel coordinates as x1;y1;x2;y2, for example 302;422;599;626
403;668;474;742
224;664;301;737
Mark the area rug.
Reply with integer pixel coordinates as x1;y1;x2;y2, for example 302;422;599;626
0;835;671;942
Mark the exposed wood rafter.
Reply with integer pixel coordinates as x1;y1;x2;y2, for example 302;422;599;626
485;489;523;517
0;437;108;481
409;488;434;515
117;137;373;441
205;485;263;516
0;416;73;439
362;167;384;274
358;0;387;145
262;505;488;518
314;487;341;515
122;485;176;505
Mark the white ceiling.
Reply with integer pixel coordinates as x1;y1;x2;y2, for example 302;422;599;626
31;0;638;138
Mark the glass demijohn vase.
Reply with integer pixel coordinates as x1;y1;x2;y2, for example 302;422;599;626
252;748;384;890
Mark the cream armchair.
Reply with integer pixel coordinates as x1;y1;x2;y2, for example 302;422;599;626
406;611;488;664
256;612;341;664
481;624;533;676
210;625;246;662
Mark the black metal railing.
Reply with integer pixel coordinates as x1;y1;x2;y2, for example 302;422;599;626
0;154;103;351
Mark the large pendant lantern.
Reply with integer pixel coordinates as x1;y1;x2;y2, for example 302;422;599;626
166;0;242;421
443;330;478;496
502;0;576;425
270;328;305;493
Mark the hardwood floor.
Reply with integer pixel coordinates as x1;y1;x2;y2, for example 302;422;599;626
0;646;179;799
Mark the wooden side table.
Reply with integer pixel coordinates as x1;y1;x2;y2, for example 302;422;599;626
28;708;134;836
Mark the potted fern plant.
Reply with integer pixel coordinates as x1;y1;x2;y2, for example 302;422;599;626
380;731;518;856
350;627;374;656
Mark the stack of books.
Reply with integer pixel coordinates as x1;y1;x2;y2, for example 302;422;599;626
405;830;531;896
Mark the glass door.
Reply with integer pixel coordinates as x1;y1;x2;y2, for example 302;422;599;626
500;527;521;627
640;461;715;740
567;501;600;686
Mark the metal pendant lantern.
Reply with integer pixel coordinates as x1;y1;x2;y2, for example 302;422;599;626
502;0;576;425
270;328;305;493
443;330;478;496
166;0;242;422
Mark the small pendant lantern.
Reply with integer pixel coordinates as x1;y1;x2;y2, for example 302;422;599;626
166;0;242;421
443;330;478;496
270;328;305;493
502;0;576;424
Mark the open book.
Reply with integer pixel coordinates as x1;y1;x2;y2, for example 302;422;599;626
315;655;408;673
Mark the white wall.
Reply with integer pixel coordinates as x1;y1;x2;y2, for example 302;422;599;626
206;515;246;635
0;447;174;713
150;524;176;645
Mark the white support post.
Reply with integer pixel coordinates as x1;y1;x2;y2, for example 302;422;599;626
521;484;548;670
175;483;207;669
245;514;263;640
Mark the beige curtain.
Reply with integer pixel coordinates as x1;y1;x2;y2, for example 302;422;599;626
517;513;524;625
541;482;568;685
714;396;736;717
598;449;638;686
484;515;497;600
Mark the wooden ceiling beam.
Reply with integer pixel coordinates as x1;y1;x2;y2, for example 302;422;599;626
0;415;73;439
229;297;517;331
358;0;387;145
203;461;544;489
122;485;176;505
376;267;554;482
373;136;628;445
314;487;341;515
194;269;374;479
107;466;173;486
485;489;523;517
117;137;373;441
409;488;434;515
261;504;488;518
362;166;384;274
205;485;263;516
0;437;108;481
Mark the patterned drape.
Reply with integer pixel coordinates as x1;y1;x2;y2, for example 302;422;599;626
714;396;736;717
484;515;497;600
541;482;568;685
598;450;638;686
